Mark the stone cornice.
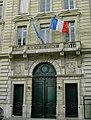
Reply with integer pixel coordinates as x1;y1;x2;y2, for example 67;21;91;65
34;11;54;19
12;14;32;22
12;10;81;22
58;9;81;17
56;74;83;77
9;74;83;79
12;12;55;22
9;76;33;78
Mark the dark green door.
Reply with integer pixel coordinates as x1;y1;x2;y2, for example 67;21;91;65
31;63;56;118
45;77;56;118
32;79;44;118
65;83;78;117
13;84;24;116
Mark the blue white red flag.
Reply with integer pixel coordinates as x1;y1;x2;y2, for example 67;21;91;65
50;17;68;33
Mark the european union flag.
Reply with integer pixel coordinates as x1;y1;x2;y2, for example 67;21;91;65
32;22;44;44
50;17;58;30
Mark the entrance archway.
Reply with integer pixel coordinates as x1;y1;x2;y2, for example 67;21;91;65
31;62;57;118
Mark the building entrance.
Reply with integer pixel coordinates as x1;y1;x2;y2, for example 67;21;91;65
13;84;24;116
65;83;78;117
31;62;56;118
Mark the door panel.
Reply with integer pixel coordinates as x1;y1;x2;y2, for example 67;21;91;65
13;84;24;116
45;83;56;118
32;81;44;118
65;83;78;117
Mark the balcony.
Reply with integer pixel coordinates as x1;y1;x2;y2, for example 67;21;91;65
11;43;63;55
10;41;81;56
64;41;81;51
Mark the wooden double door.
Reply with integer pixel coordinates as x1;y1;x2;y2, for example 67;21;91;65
31;63;56;118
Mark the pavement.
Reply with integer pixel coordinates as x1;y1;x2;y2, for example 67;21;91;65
3;118;32;120
3;117;55;120
3;117;26;120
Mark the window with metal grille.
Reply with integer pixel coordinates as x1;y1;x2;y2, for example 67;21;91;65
40;0;50;12
64;0;76;9
84;96;91;119
40;24;50;44
65;22;76;42
17;26;27;46
19;0;28;14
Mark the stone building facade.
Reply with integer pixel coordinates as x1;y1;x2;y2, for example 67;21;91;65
0;0;91;120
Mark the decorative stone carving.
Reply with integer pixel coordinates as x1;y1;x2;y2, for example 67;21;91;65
66;62;76;74
41;65;49;73
14;61;25;76
14;64;21;75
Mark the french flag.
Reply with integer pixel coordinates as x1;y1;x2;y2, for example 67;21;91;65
50;17;68;33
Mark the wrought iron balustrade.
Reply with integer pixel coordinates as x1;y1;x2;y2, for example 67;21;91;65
11;43;63;54
12;43;61;50
27;43;60;50
11;41;81;55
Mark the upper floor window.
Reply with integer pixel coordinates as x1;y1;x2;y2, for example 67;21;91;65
64;0;76;9
40;24;50;43
0;1;3;19
19;0;28;14
65;22;76;42
17;26;27;46
40;0;50;12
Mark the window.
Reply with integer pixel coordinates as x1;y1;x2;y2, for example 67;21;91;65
64;0;75;9
84;96;91;119
17;26;27;46
19;0;28;14
40;24;50;44
40;0;50;12
65;22;76;42
0;1;3;19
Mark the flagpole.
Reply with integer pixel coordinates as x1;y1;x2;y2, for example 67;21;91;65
31;18;44;44
31;18;39;44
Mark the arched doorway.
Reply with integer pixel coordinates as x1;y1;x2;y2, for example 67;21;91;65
31;62;57;118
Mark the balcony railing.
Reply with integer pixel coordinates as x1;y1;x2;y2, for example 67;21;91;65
11;43;63;54
64;42;76;48
64;41;81;51
11;41;81;55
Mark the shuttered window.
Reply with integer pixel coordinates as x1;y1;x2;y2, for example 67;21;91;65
17;26;27;46
64;0;75;9
40;24;50;43
40;0;50;12
19;0;28;14
65;22;76;42
0;1;3;19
